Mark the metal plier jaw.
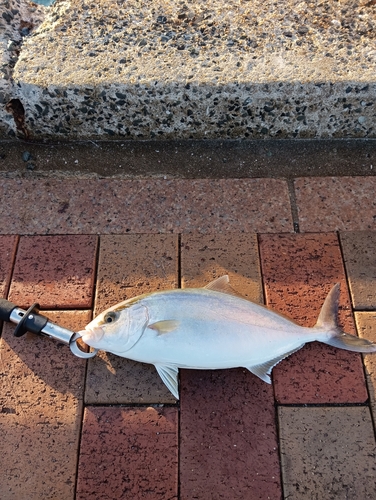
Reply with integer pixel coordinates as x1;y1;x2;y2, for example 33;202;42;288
69;331;98;359
0;299;98;359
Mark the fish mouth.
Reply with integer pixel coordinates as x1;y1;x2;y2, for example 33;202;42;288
78;326;105;347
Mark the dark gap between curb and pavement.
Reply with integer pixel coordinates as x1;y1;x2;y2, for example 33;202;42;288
0;138;376;179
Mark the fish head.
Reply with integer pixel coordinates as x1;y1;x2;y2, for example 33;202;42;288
79;300;149;353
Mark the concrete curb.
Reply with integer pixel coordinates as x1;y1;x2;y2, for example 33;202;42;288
1;0;376;140
0;0;45;136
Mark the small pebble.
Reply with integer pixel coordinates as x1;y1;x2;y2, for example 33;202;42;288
26;162;35;170
22;151;31;162
7;40;17;51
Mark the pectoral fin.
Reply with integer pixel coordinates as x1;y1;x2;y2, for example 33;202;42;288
148;320;180;335
155;364;179;399
247;345;305;383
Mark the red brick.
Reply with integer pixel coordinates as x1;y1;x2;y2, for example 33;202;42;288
259;233;368;404
76;406;178;500
0;310;90;500
180;370;281;500
295;177;376;232
0;178;292;234
0;235;18;297
8;235;98;309
180;234;281;499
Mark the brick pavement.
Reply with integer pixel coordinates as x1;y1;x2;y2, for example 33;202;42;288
1;177;376;499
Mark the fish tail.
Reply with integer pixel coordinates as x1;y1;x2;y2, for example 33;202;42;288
324;331;376;353
315;283;376;353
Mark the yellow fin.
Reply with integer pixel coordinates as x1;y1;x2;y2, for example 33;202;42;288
204;275;246;299
148;320;180;335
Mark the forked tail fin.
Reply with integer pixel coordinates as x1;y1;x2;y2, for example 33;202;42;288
316;283;376;353
325;332;376;353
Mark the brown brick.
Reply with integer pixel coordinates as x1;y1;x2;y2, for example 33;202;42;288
0;310;90;500
76;406;178;500
181;232;264;303
279;406;376;500
295;177;376;232
340;231;376;310
8;235;98;309
355;312;376;424
180;233;281;499
85;234;178;404
259;233;368;403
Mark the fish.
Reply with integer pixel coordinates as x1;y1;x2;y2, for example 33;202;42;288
79;275;376;399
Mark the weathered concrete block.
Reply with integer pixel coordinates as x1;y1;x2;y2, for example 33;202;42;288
0;0;45;137
3;0;376;140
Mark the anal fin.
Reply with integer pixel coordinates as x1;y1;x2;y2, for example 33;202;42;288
155;364;179;399
247;345;305;384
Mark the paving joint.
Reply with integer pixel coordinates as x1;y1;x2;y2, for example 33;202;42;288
286;179;300;233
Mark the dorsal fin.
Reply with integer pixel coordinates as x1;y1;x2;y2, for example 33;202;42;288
204;275;246;299
315;283;340;330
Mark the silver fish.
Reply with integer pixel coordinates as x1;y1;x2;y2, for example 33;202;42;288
80;275;376;399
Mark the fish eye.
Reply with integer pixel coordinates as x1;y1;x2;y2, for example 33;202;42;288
104;311;118;324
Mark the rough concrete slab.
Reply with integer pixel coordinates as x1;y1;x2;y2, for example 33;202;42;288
295;177;376;232
258;233;368;404
8;235;98;309
3;0;376;139
279;406;376;500
0;0;45;137
0;178;292;234
76;406;178;500
0;310;90;500
85;234;178;404
355;312;376;424
179;234;281;499
340;231;376;310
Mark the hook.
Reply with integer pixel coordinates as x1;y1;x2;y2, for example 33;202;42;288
69;332;98;359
